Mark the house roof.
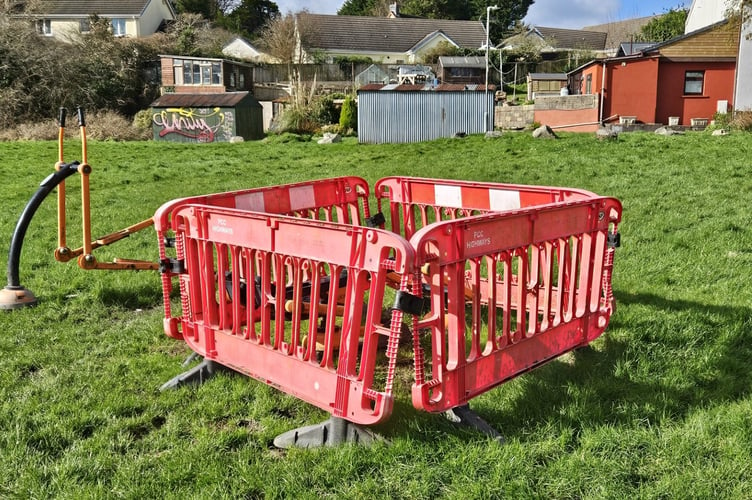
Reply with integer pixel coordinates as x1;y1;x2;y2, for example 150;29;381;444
583;16;658;50
34;0;169;17
533;26;608;51
642;18;731;53
300;13;486;53
151;92;260;108
617;42;656;57
438;56;485;68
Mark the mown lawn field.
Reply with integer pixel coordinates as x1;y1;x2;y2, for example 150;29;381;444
0;131;751;498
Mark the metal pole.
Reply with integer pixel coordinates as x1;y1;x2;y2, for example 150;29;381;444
485;5;499;132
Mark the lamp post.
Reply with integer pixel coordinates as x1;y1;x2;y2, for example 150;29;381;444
485;5;499;132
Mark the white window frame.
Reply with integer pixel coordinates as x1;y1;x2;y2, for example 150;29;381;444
36;19;52;36
111;18;126;37
171;59;223;86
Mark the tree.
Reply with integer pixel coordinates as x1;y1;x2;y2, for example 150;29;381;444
637;8;688;42
217;0;280;38
339;95;357;132
337;0;379;16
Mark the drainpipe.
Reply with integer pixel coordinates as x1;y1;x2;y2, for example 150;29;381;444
599;61;607;124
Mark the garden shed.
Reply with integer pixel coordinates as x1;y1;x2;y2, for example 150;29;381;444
357;83;493;144
150;92;263;143
527;73;568;100
355;64;391;87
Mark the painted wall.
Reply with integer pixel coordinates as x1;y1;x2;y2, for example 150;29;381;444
139;0;175;37
152;107;237;143
686;0;733;33
604;57;660;124
734;5;752;110
534;95;600;132
655;60;735;124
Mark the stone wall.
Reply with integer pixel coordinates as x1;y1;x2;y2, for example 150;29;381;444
495;104;535;130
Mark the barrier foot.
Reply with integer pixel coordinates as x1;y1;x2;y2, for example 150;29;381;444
0;286;37;310
444;404;504;443
159;358;227;391
273;416;380;449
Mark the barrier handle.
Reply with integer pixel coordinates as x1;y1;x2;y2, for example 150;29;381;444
76;106;86;127
59;107;67;128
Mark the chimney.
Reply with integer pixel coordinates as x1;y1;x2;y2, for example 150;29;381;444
389;3;400;17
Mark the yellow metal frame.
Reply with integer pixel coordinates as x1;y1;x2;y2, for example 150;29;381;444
54;108;158;271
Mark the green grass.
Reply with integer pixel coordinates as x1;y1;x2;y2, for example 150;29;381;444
1;131;751;498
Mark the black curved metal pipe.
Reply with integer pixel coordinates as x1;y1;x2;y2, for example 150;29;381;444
6;162;79;287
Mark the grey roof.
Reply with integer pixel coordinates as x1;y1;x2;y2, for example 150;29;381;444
534;26;607;51
583;16;658;50
617;42;655;56
35;0;161;16
301;13;486;53
151;92;261;108
438;56;486;68
529;73;568;80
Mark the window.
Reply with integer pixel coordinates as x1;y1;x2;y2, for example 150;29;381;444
36;19;52;36
111;18;126;37
79;18;90;33
585;74;592;94
171;59;223;86
684;71;704;95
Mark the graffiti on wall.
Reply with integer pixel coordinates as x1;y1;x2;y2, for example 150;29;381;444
153;107;234;142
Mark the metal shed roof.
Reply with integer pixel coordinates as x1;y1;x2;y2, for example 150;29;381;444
151;92;261;108
359;83;494;92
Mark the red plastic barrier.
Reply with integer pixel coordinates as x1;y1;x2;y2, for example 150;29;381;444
407;196;622;413
374;176;598;240
155;176;622;427
154;176;371;339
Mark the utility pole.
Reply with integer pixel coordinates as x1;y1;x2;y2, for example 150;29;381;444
485;5;499;132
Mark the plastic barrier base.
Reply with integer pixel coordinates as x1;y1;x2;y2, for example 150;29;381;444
273;417;381;449
444;404;503;443
159;358;229;391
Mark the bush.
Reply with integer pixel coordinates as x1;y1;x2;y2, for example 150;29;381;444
730;111;752;131
133;109;154;139
0;110;147;142
339;95;357;133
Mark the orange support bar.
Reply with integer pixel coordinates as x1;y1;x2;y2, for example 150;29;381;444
52;106;158;271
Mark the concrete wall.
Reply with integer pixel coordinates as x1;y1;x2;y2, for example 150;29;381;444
534;95;600;132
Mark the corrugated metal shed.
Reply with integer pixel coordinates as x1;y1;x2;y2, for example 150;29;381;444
357;85;494;144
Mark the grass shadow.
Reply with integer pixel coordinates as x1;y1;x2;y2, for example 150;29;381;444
469;290;752;441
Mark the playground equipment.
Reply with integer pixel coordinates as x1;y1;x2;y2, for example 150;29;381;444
154;176;622;446
1;109;622;445
0;107;157;310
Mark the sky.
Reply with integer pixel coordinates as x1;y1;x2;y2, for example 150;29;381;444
273;1;689;29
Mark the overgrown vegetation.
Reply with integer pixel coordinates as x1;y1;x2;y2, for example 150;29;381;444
636;7;689;42
1;132;751;497
0;7;232;130
339;95;358;133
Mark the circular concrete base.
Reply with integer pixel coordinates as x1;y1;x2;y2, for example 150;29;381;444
0;286;38;310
